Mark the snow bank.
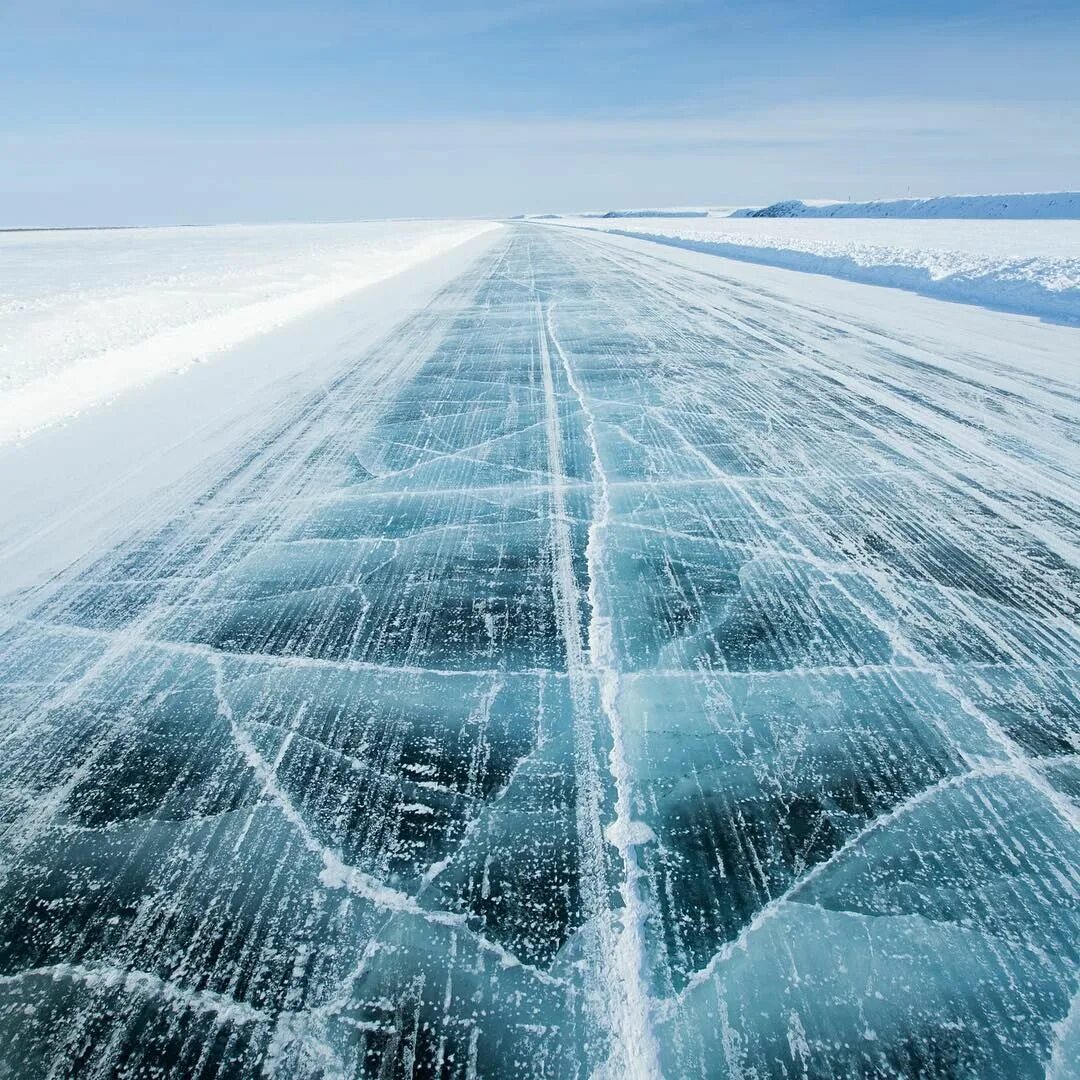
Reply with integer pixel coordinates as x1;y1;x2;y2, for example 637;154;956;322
554;217;1080;323
0;219;498;444
733;192;1080;219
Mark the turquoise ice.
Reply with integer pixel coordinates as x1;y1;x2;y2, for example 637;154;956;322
1;227;1078;1078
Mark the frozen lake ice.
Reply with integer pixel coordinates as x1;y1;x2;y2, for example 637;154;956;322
1;225;1078;1078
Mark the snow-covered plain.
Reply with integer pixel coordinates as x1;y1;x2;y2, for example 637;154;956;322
0;220;498;443
553;214;1080;322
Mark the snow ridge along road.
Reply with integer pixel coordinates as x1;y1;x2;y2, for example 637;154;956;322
0;219;499;443
1;225;1078;1078
556;215;1080;324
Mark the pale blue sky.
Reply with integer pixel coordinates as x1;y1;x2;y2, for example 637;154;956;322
3;0;1079;224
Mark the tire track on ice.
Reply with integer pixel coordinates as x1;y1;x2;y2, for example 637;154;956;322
537;289;662;1080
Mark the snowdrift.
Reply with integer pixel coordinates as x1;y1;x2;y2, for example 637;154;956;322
0;220;499;443
552;216;1080;324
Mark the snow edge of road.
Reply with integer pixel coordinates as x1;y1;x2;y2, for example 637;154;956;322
555;225;1080;326
0;221;503;446
0;227;505;603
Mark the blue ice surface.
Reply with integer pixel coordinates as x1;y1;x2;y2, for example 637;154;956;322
0;226;1078;1078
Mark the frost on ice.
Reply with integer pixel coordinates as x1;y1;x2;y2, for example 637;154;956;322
1;227;1078;1078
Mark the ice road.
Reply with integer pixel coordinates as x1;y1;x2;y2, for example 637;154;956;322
1;224;1078;1079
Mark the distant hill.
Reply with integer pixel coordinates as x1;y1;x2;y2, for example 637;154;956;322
732;193;1080;219
595;209;709;219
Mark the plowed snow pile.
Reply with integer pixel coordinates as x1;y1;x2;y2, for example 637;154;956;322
556;216;1080;323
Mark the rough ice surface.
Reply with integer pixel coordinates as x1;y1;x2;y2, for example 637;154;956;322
1;225;1079;1078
